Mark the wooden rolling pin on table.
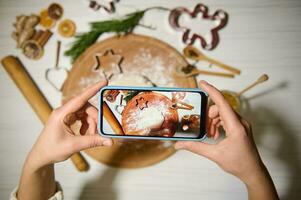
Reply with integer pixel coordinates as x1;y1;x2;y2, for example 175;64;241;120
1;55;89;172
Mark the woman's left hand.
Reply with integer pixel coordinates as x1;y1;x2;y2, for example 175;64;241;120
28;81;112;169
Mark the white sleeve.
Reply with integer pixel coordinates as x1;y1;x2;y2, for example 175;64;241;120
10;182;63;200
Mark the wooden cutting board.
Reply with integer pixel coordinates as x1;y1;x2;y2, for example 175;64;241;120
62;34;197;168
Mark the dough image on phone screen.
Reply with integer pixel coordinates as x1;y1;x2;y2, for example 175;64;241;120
102;89;203;138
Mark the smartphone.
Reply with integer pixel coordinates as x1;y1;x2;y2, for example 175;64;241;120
98;86;207;141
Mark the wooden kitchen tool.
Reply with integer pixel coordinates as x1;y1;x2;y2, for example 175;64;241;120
103;101;124;135
175;65;235;78
183;45;241;75
62;34;197;168
237;74;269;97
221;74;269;111
1;56;88;172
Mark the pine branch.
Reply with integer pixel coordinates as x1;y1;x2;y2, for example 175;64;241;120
123;90;140;102
64;10;145;63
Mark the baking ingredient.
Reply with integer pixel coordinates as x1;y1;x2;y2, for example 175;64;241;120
22;30;53;60
12;14;39;48
138;107;164;132
58;19;76;37
48;3;64;20
130;48;175;87
109;73;154;87
40;9;56;29
12;13;52;60
104;90;120;102
23;41;44;59
221;90;240;111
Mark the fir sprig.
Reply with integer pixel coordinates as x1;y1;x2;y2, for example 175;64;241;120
65;7;169;63
123;90;140;102
65;11;145;63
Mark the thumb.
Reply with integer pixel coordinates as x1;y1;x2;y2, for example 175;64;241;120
71;135;113;152
174;141;215;160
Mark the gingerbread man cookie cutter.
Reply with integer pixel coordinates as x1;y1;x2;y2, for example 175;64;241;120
169;3;228;50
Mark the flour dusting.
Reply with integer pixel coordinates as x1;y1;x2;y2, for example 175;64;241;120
130;48;176;87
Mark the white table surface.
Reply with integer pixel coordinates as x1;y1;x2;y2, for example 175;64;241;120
0;0;301;199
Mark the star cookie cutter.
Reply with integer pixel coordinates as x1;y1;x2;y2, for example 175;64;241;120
169;3;228;50
92;49;123;79
135;97;148;110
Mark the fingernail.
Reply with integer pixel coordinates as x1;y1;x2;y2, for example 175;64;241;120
174;143;183;150
200;80;208;85
103;139;112;146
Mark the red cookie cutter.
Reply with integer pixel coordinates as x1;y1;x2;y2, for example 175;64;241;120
169;3;228;50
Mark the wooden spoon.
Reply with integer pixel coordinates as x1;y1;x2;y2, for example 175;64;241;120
183;45;241;75
237;74;269;97
175;65;235;78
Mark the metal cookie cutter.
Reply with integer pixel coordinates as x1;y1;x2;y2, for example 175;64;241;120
45;40;69;91
169;3;228;50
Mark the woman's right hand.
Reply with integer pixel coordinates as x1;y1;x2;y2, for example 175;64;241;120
175;81;278;200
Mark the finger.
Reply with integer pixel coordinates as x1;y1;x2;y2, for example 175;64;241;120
208;105;219;119
206;118;212;137
86;116;97;135
71;135;113;152
199;81;241;133
213;122;221;140
85;104;98;122
209;118;220;137
79;120;89;135
206;105;218;136
240;118;252;133
63;81;107;113
63;113;77;126
174;141;215;160
80;115;89;135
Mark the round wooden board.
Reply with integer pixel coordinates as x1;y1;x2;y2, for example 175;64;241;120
122;92;178;137
62;34;197;168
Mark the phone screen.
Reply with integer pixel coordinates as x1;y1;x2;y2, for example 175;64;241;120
100;87;207;140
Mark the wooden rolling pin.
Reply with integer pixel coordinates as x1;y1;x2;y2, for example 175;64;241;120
103;101;124;135
1;55;89;172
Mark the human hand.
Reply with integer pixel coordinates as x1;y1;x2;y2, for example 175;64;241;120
28;81;112;170
175;81;265;184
